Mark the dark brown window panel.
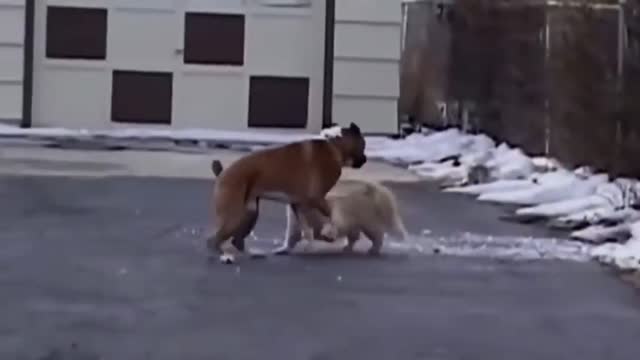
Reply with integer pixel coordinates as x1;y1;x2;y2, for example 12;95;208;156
184;12;245;65
111;70;173;125
248;76;309;128
46;6;108;60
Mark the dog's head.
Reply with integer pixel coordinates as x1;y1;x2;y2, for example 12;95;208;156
338;122;367;169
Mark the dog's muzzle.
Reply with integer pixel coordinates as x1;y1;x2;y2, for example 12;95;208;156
352;155;367;169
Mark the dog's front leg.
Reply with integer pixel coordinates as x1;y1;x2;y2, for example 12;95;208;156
304;197;339;240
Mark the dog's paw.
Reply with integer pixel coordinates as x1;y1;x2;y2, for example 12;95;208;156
320;223;338;239
219;253;236;264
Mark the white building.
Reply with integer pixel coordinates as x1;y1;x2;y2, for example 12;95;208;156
0;0;403;135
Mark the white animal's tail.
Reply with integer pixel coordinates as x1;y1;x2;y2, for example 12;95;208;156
369;182;409;241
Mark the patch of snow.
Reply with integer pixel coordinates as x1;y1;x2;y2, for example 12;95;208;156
591;221;640;270
542;181;640;228
0;126;320;145
425;232;592;262
485;145;535;180
515;195;611;218
554;206;617;227
478;172;608;206
531;156;562;172
570;223;631;243
408;160;468;184
366;128;495;166
444;179;537;195
0;126;90;138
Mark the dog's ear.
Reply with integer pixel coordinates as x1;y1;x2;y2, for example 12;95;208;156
349;122;361;135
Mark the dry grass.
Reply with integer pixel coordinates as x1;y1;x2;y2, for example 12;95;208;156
401;0;640;176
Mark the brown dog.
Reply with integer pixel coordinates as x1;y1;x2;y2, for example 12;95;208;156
207;123;367;263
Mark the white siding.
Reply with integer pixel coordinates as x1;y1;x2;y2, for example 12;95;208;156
36;67;108;128
0;0;25;122
28;0;402;133
333;60;399;98
31;0;327;132
334;22;401;61
335;0;402;23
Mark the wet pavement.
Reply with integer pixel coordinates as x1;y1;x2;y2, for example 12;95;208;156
1;175;640;360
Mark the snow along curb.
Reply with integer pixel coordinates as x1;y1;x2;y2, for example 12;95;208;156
367;126;640;270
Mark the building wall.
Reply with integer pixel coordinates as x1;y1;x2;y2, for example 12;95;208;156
31;0;326;131
333;0;402;133
0;0;25;123
11;0;404;134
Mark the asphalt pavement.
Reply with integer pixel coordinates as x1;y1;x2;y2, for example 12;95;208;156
1;175;640;360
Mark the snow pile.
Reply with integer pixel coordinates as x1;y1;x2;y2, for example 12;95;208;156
444;178;537;195
367;128;536;185
369;126;640;270
484;144;535;180
591;221;640;270
479;172;608;206
366;128;482;164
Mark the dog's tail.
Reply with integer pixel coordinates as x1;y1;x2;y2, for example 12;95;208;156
210;158;288;205
211;159;224;177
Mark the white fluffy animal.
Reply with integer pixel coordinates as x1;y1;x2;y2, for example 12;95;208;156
277;179;409;256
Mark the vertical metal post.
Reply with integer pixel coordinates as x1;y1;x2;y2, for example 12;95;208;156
544;4;551;155
322;0;335;128
21;0;35;128
401;1;408;53
613;1;625;175
617;2;625;81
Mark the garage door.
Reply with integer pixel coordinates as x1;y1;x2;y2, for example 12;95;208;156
31;0;323;131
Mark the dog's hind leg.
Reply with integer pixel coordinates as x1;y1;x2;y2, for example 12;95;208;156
207;208;253;263
206;223;238;263
230;198;260;253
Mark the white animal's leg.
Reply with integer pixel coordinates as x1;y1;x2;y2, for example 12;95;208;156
274;204;303;255
363;227;384;256
342;230;360;253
